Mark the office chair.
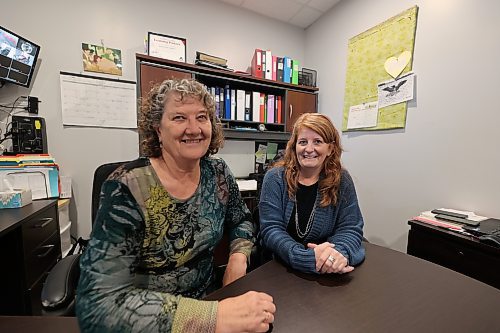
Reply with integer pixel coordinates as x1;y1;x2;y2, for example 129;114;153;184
40;159;234;315
41;161;129;316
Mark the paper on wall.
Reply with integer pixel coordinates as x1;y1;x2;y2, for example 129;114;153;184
347;101;379;129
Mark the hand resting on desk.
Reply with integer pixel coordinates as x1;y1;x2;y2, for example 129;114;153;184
216;291;276;333
308;242;354;274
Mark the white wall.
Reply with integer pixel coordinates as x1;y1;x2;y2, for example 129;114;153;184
0;0;305;237
305;0;500;251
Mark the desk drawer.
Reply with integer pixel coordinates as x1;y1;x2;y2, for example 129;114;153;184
22;205;58;254
24;232;60;287
408;228;500;288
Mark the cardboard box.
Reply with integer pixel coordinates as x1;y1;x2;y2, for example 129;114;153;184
0;189;32;209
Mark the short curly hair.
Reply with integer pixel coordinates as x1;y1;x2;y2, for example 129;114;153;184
138;78;224;157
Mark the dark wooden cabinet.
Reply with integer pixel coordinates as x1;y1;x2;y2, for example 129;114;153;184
407;220;500;289
0;200;61;315
285;90;317;132
136;54;318;142
138;62;192;98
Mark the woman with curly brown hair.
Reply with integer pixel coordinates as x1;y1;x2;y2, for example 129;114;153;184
77;78;275;333
259;113;365;275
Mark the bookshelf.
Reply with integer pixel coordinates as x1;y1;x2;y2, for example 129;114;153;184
136;54;318;142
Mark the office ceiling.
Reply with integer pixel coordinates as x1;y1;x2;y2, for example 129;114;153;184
215;0;342;29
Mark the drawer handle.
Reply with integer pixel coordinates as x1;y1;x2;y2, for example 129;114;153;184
289;104;293;118
33;217;53;228
36;244;55;258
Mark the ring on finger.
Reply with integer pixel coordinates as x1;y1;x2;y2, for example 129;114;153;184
328;255;335;263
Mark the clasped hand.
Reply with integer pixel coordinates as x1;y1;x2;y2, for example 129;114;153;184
216;291;276;333
307;242;354;274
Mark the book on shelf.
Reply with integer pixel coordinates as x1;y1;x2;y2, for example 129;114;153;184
195;60;233;71
196;51;227;67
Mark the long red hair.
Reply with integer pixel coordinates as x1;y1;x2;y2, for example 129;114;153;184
274;113;342;207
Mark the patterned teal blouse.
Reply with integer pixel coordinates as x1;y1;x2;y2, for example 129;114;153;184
76;157;254;333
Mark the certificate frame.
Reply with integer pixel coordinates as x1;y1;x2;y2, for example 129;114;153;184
147;32;186;63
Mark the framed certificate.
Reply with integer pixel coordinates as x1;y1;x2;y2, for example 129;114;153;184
147;32;186;63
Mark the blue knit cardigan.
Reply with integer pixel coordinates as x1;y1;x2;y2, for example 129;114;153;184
259;167;365;273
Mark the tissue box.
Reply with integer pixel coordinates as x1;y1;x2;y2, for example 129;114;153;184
0;189;33;209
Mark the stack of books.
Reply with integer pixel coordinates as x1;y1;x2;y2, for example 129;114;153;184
412;208;488;232
195;52;233;71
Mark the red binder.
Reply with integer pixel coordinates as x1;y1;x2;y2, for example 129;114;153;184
251;49;263;78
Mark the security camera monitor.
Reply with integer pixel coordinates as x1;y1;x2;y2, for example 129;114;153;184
0;25;40;88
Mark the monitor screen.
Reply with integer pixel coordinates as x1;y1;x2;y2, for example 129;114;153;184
0;25;40;88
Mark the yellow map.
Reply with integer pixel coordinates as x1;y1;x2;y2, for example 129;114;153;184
343;6;418;131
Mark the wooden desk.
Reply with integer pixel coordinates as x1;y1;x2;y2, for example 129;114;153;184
0;316;79;333
0;200;61;315
206;243;500;332
407;220;500;289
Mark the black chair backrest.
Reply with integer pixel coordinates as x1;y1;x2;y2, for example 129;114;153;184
91;161;129;224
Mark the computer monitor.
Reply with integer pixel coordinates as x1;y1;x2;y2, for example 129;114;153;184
0;25;40;88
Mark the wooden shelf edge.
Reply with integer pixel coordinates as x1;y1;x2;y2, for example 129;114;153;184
223;129;290;142
136;53;318;93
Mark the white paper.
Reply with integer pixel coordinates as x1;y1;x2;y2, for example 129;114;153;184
378;72;415;109
236;179;257;192
347;102;379;129
60;74;137;128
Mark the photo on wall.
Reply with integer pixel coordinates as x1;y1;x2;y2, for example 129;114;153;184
82;43;122;76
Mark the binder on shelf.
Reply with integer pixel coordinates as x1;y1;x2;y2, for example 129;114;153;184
272;56;277;81
265;50;273;80
267;95;275;123
244;91;252;121
214;87;220;118
236;89;246;121
224;85;231;119
260;93;266;123
219;87;225;117
292;60;300;85
283;57;292;83
277;57;284;82
252;91;261;123
230;89;236;120
276;96;282;123
251;49;263;78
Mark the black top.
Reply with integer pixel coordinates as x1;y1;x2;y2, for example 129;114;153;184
287;181;318;242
